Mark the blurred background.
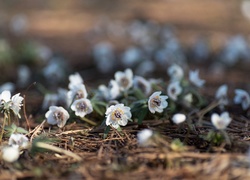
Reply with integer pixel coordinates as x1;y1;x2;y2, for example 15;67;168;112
0;0;250;104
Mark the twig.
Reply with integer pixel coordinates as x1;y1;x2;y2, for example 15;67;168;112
29;120;46;142
23;95;31;131
35;142;82;161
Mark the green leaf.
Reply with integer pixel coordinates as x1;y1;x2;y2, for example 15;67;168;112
16;127;29;134
103;126;111;139
132;106;148;125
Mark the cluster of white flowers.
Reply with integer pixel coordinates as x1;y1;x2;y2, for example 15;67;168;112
166;64;205;106
98;68;153;101
214;85;250;111
0;90;24;118
45;72;94;128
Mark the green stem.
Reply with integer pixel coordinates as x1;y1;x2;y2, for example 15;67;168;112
0;113;8;142
221;130;231;146
80;117;97;126
197;101;219;126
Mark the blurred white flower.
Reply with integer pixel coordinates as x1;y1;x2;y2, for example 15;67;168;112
121;46;142;67
17;65;31;88
1;146;20;163
8;133;29;149
220;35;250;66
114;68;133;91
211;112;232;130
234;89;250;110
167;81;182;101
167;64;184;82
172;113;186;124
148;91;168;114
215;84;228;107
189;69;205;87
68;72;83;90
71;98;93;118
0;90;11;103
135;60;155;77
67;84;88;103
137;129;153;146
9;14;28;35
98;80;120;101
133;76;152;96
42;58;65;84
36;44;52;62
0;82;15;93
93;42;115;73
45;106;70;128
105;103;131;129
183;93;193;107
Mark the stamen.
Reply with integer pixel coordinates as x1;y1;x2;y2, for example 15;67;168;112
53;111;63;121
151;97;161;106
77;102;87;111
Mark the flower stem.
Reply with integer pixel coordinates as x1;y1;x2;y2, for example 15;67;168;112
0;113;8;142
80;117;97;126
197;101;219;126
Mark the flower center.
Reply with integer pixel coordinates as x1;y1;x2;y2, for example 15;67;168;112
137;81;146;93
111;109;123;121
171;87;176;95
120;77;129;88
76;101;87;111
151;96;161;107
53;111;64;121
75;90;84;99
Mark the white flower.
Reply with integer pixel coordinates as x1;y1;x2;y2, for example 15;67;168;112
0;91;23;117
167;81;182;101
114;68;133;91
148;91;168;114
8;133;29;149
68;72;83;90
0;90;11;103
189;69;205;87
167;64;184;82
105;104;131;129
10;93;24;117
1;146;20;163
172;113;186;124
137;129;153;146
234;89;250;110
108;80;121;99
211;112;232;130
45;106;70;128
98;80;120;101
67;84;88;103
71;98;93;118
133;76;152;96
215;84;228;107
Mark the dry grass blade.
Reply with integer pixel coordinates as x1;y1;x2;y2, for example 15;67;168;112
35;142;82;161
